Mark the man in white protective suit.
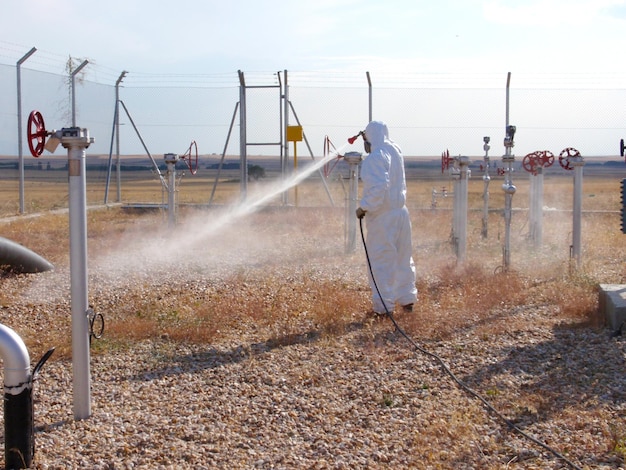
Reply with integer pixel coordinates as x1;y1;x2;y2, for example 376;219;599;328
355;120;417;316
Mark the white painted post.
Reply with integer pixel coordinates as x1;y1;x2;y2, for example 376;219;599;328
481;137;491;239
164;153;179;228
63;127;93;420
457;156;470;263
344;152;362;253
571;155;585;266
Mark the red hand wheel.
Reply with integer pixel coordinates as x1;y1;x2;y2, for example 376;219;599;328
558;147;580;171
181;140;198;175
540;150;555;168
27;110;47;157
522;152;539;175
441;149;451;174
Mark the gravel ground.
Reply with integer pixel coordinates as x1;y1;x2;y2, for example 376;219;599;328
0;207;624;469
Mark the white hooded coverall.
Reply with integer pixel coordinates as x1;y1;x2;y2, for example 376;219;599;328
359;121;417;314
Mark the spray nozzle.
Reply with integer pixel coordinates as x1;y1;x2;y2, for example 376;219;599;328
348;131;365;145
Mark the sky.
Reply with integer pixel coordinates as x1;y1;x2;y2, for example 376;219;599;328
2;0;626;84
3;0;626;157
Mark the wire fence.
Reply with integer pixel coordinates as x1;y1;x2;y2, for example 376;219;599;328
1;61;626;215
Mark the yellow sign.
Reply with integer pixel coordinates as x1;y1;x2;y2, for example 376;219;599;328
286;125;303;142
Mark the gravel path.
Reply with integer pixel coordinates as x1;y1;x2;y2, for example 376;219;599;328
0;207;624;469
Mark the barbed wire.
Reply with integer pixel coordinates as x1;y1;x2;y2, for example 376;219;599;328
3;40;626;89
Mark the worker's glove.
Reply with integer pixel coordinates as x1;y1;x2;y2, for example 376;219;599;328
356;207;367;219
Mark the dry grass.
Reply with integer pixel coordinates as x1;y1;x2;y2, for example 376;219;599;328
0;170;623;357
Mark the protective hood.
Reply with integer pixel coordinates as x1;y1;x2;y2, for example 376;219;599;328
364;121;388;149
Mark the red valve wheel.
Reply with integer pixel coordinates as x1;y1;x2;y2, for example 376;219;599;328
27;110;47;157
558;147;579;171
522;152;538;174
540;150;555;168
441;149;451;174
181;140;198;175
322;136;340;178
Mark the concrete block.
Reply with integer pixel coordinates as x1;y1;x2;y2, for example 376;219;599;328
599;284;626;332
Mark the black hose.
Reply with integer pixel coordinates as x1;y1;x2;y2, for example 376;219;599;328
358;218;582;470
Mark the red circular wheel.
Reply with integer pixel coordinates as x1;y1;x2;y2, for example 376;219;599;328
558;147;579;170
540;150;555;168
182;140;198;175
522;152;538;174
27;110;47;157
441;149;451;174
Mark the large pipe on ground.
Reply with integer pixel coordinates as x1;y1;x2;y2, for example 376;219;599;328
0;324;33;469
0;237;54;274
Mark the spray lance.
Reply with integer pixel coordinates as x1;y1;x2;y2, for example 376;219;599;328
348;131;371;154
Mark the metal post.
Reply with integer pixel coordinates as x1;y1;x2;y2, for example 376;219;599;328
238;71;248;201
71;60;89;127
530;167;544;249
283;70;290;205
457;156;470;263
164;153;178;227
366;71;372;122
481;136;491;239
501;72;516;271
63;127;93;420
344;152;363;253
16;47;37;215
451;164;461;252
571;155;585;266
115;72;127;202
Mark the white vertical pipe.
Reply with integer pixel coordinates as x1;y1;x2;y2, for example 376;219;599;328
529;172;536;240
457;157;470;263
572;159;584;266
451;166;460;253
283;70;290;205
165;157;177;228
66;129;91;420
535;169;544;249
481;137;490;239
345;159;361;253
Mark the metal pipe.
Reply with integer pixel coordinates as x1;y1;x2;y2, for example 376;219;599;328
572;156;585;266
0;323;33;469
165;154;178;227
457;156;470;263
115;71;127;202
344;152;363;253
501;72;516;271
481;137;490;239
104;70;127;204
71;60;89;127
238;70;248;201
283;70;289;205
16;47;37;215
366;71;372;122
64;127;93;420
